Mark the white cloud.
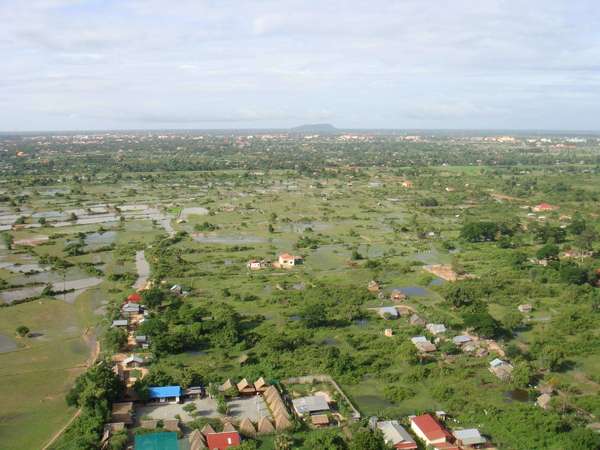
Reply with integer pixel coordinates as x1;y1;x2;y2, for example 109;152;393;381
1;0;600;130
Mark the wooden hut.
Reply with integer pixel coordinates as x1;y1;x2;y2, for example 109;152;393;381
237;378;256;395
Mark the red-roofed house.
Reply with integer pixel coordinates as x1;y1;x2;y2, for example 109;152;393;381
410;414;453;446
127;293;142;303
205;431;241;449
532;203;558;213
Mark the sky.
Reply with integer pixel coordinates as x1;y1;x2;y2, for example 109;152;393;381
1;0;599;131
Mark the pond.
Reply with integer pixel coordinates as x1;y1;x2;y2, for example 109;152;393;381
193;234;266;245
392;286;430;297
505;389;531;402
0;334;18;353
429;278;445;286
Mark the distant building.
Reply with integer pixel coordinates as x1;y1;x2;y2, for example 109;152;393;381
532;203;558;213
277;253;303;268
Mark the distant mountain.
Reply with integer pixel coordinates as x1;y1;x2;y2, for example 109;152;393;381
290;123;339;133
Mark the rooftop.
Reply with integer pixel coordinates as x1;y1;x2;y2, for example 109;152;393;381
292;395;330;415
148;385;182;399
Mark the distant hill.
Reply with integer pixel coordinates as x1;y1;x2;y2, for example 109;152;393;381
290;123;339;133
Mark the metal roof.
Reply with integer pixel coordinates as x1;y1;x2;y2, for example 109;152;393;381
292;395;330;414
454;428;486;445
148;385;182;399
377;420;416;445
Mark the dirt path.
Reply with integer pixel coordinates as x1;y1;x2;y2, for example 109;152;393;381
41;330;100;450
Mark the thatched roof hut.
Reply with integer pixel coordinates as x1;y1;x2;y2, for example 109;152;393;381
201;423;216;435
254;377;268;392
222;422;236;433
239;417;257;437
257;417;275;434
275;413;293;431
219;379;233;392
237;378;256;395
189;429;207;450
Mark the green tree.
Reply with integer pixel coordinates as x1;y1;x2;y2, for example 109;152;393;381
536;243;559;261
16;325;30;337
102;327;127;352
348;428;388;450
302;429;347;450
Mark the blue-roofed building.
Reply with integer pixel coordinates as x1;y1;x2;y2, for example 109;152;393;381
148;385;182;404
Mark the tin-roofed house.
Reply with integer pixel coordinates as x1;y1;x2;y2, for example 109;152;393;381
377;420;418;449
148;385;182;404
292;395;330;417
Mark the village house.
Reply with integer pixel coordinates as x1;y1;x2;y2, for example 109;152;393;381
378;306;399;319
452;335;472;346
532;203;558;213
277;253;303;268
390;289;407;301
112;319;128;328
518;304;533;313
122;301;141;317
377;420;418;449
148;385;182;404
384;328;394;337
411;336;436;353
410;414;453;447
135;335;149;348
426;323;447;335
292;394;330;416
489;358;513;381
205;430;241;450
368;280;381;293
453;428;486;448
123;354;144;369
410;314;427;326
247;259;268;270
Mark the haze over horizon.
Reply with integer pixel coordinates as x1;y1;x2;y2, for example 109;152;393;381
1;0;599;132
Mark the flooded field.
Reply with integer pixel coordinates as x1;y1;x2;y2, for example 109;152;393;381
0;334;18;353
84;231;116;250
181;207;209;219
